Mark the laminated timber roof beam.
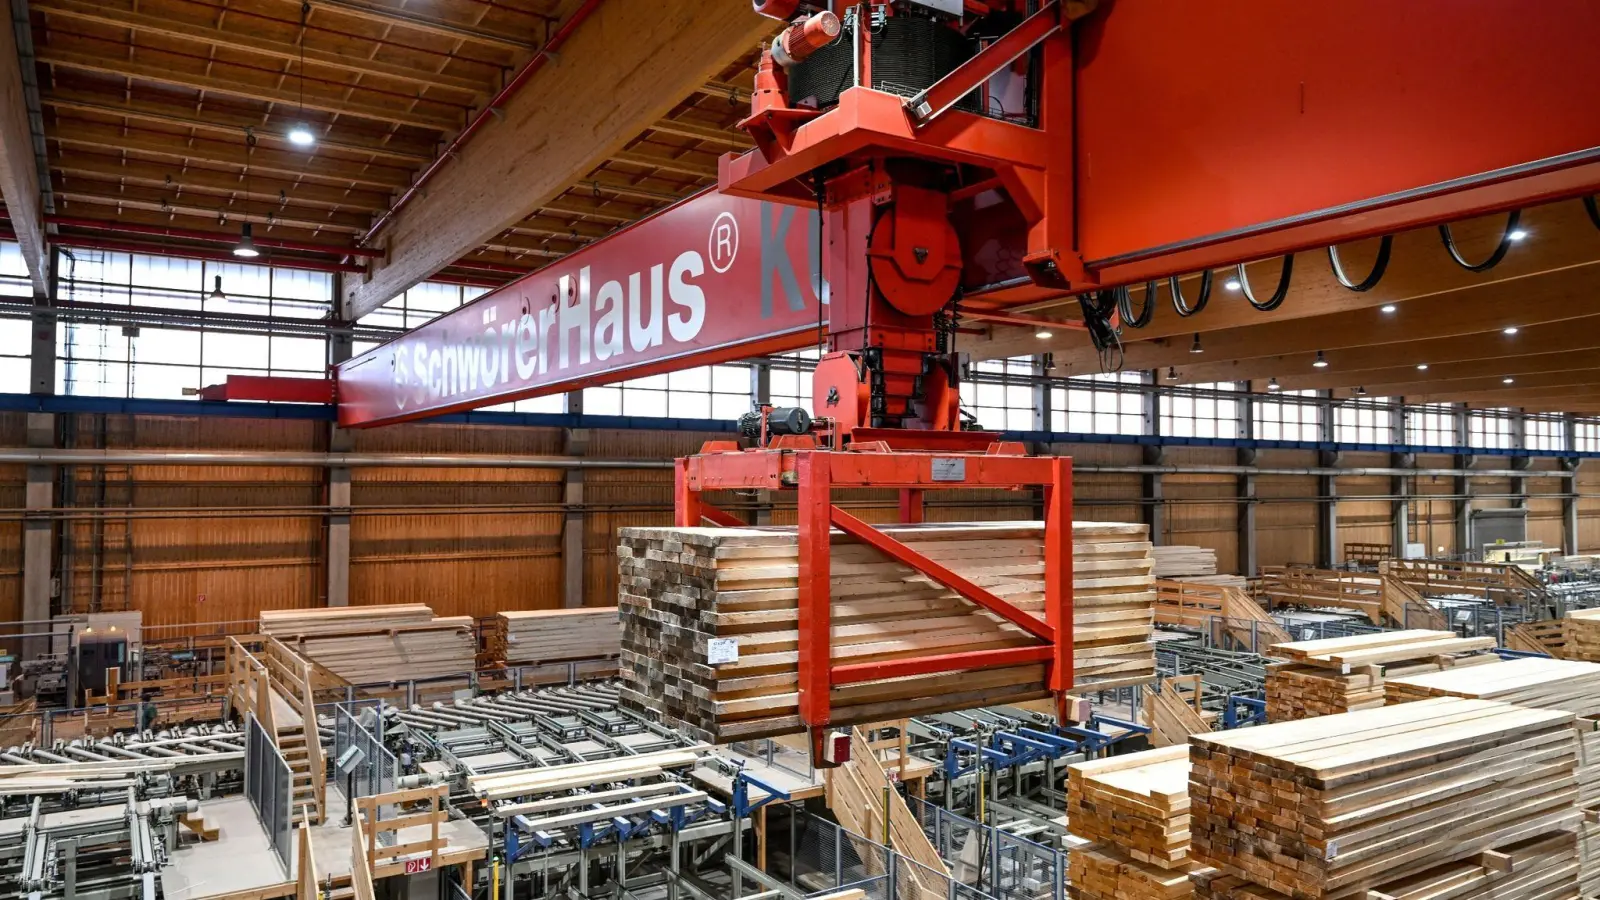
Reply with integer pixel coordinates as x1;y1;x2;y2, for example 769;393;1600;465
49;150;393;213
29;0;495;97
0;5;48;295
1262;344;1600;395
305;0;541;52
343;0;773;318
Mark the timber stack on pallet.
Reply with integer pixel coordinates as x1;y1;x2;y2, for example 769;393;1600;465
1067;746;1212;900
616;521;1154;743
260;605;476;685
1152;546;1245;589
489;608;621;665
1262;630;1498;722
1563;609;1600;662
1189;697;1581;900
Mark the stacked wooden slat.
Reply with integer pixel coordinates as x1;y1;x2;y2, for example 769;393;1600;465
1153;546;1219;579
491;608;621;665
616;521;1153;743
1068;747;1209;900
1580;716;1600;900
1564;609;1600;662
1263;630;1498;722
1189;697;1581;900
261;605;476;684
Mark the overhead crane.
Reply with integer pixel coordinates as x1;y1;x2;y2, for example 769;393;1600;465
208;0;1600;764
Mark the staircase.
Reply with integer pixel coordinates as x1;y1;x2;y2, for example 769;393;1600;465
277;722;321;823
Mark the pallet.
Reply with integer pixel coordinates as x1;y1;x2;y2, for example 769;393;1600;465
615;521;1154;743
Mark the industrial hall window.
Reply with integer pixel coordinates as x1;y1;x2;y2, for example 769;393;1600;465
1524;414;1566;452
1252;389;1322;442
1162;382;1243;439
1334;397;1398;444
1467;408;1515;451
1405;403;1458;448
56;249;332;400
582;364;753;420
963;357;1036;432
1051;371;1144;435
0;242;36;392
353;281;491;357
768;347;821;409
1577;418;1600;453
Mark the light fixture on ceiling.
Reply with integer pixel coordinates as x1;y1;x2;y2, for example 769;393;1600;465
1190;333;1203;354
1380;304;1397;313
1224;278;1241;292
1503;377;1515;384
1166;366;1180;381
1313;350;1328;368
1035;329;1052;339
1354;385;1368;396
207;275;226;301
1508;229;1528;242
1503;326;1519;335
1416;363;1429;371
287;2;315;148
1266;377;1281;392
233;222;260;258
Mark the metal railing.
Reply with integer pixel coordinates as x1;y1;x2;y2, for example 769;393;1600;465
905;796;1064;900
244;710;293;872
333;701;398;844
782;808;999;900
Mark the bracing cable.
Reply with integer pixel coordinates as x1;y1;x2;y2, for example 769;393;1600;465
1583;196;1600;230
1439;209;1521;272
1168;270;1212;317
1115;281;1158;329
1234;254;1294;311
1327;235;1393;292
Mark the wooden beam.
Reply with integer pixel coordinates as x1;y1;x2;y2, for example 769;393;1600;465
53;181;369;233
608;149;719;180
31;0;492;96
646;116;750;147
0;8;48;294
307;0;536;51
1411;385;1600;405
1269;346;1600;395
50;149;391;213
45;93;435;163
974;199;1600;363
35;47;463;131
1171;317;1600;387
1046;262;1600;375
344;0;773;317
48;120;415;190
1361;369;1600;399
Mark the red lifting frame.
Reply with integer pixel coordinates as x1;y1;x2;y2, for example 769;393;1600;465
675;446;1075;749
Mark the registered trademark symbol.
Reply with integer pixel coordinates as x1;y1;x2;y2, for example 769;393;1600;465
708;211;738;273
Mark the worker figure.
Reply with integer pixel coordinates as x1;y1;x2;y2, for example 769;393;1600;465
138;692;159;733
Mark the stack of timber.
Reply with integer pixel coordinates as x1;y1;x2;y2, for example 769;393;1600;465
1153;546;1219;578
1067;746;1214;900
260;605;475;684
1580;715;1600;899
825;728;949;900
1263;630;1497;722
1146;675;1213;747
1189;697;1582;900
616;521;1153;743
490;608;621;665
1563;609;1600;662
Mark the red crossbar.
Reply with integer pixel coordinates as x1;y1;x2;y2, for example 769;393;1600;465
832;645;1054;685
828;505;1055;642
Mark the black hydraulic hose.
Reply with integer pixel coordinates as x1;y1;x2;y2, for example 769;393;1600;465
1439;209;1521;272
1168;270;1212;317
1115;282;1157;328
1327;235;1392;292
1235;254;1294;311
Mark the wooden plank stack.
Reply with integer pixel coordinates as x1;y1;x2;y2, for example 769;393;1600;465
1152;546;1244;589
616;521;1154;743
1580;715;1600;900
1564;609;1600;662
260;605;476;684
1189;697;1581;900
1263;630;1498;722
825;727;949;900
490;608;621;665
1067;747;1211;900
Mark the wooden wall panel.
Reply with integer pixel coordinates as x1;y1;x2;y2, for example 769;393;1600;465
1579;462;1599;553
584;467;674;609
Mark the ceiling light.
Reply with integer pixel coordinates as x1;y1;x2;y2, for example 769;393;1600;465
1416;363;1429;371
1380;304;1397;313
1503;377;1515;385
1312;350;1328;369
1503;326;1519;335
1354;386;1368;396
1035;329;1052;339
1224;279;1241;292
232;222;260;258
1166;366;1180;381
1189;333;1203;354
207;275;225;301
287;123;316;147
1508;229;1528;242
1266;377;1280;392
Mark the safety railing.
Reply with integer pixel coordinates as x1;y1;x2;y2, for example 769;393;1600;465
905;796;1063;900
245;710;294;872
334;701;399;844
782;808;998;900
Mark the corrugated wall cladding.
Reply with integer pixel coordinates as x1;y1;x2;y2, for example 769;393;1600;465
350;466;565;618
349;422;565;455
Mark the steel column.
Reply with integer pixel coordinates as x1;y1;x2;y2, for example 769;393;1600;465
796;452;832;748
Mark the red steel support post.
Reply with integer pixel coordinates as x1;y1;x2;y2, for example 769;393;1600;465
796;452;833;746
674;459;701;528
1045;456;1075;711
899;489;924;523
